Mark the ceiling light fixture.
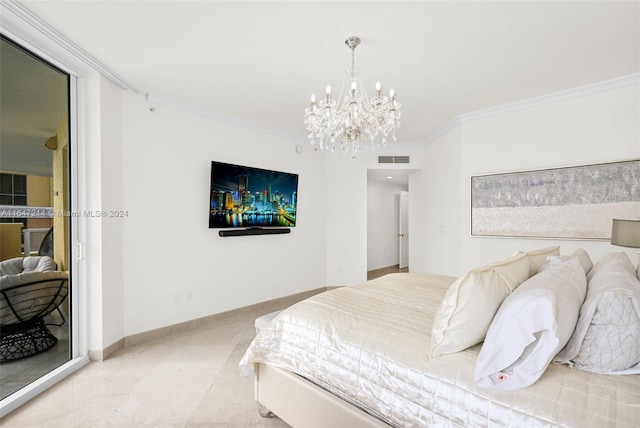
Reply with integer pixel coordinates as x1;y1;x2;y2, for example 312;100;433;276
304;36;401;159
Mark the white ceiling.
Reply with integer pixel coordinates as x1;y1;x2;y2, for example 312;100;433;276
7;1;640;152
368;168;414;185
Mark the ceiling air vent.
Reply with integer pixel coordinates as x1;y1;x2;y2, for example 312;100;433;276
378;155;410;164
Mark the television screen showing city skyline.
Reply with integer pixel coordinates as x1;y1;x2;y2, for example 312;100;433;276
209;161;298;228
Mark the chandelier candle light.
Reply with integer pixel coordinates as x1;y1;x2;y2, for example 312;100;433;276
304;36;401;159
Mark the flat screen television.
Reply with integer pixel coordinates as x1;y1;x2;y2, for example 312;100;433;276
209;161;298;229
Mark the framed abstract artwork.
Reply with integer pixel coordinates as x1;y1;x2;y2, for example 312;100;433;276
471;160;640;239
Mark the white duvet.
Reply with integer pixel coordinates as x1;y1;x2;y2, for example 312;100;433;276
239;273;640;427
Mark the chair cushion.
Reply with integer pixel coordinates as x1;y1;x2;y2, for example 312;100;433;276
22;256;57;273
0;269;68;290
0;270;69;325
0;256;57;276
0;257;25;276
1;256;64;326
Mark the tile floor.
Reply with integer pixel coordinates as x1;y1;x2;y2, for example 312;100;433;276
1;304;291;427
367;264;408;280
3;269;403;427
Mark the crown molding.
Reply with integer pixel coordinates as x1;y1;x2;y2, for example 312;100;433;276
1;0;137;92
147;92;430;150
150;73;639;151
422;73;640;147
146;93;305;143
422;116;463;147
460;73;640;122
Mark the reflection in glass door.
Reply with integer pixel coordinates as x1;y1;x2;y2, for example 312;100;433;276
0;35;71;400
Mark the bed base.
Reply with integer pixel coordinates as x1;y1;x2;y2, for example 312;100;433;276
255;363;389;427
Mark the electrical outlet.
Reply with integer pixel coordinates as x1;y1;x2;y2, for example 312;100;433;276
172;292;181;304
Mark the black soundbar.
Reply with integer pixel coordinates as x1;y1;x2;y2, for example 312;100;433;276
218;228;291;237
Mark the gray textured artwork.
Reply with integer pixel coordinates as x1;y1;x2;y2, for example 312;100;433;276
471;160;640;238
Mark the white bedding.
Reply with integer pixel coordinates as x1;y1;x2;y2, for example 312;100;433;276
239;273;640;427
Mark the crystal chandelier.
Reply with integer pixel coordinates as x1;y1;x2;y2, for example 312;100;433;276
304;36;401;159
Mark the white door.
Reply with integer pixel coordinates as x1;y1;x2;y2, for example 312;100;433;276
398;191;409;269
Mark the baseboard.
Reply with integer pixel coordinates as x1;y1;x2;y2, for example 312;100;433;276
88;337;124;361
89;337;126;361
367;264;408;281
122;287;328;349
368;264;401;275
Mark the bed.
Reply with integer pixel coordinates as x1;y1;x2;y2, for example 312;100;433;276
239;249;640;427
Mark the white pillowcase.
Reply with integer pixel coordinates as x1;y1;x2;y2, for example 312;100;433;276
587;251;635;282
554;252;640;374
538;248;593;275
475;257;586;391
430;253;530;358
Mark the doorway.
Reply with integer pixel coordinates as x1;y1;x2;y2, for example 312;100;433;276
0;35;72;400
366;169;411;279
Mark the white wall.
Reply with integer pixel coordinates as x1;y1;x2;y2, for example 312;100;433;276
92;81;638;349
97;77;125;348
367;179;408;271
90;78;638;348
323;153;368;286
115;92;327;337
89;86;424;346
409;126;463;276
411;84;640;277
84;73;126;352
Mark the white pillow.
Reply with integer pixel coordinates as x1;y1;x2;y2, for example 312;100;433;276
518;246;560;277
554;253;640;374
430;253;530;358
587;251;636;282
538;248;593;275
475;257;586;391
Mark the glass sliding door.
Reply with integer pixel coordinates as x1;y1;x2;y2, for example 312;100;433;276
0;34;72;400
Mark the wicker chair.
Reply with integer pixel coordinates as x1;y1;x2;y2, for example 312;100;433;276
0;256;68;362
